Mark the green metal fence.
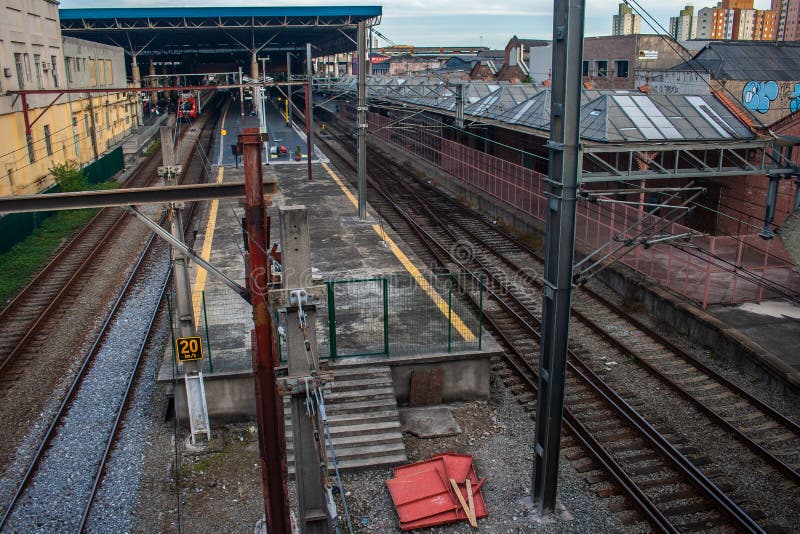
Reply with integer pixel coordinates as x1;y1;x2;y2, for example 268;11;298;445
0;148;124;253
276;271;484;361
83;146;124;185
169;271;483;373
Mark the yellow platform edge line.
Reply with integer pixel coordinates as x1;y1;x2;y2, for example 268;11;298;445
192;165;225;324
320;162;476;342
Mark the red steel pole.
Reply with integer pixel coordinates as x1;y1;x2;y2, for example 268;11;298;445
305;82;313;181
240;128;290;533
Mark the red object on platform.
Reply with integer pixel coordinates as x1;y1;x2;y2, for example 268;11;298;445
387;453;488;531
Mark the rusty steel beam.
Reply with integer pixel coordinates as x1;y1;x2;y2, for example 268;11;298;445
0;180;277;214
240;128;291;534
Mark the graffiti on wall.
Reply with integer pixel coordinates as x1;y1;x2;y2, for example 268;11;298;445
742;81;779;114
791;83;800;113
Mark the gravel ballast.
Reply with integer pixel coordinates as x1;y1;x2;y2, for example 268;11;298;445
3;251;170;533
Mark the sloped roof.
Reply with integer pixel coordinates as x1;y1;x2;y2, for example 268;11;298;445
332;75;755;143
674;41;800;80
477;50;505;59
514;38;550;49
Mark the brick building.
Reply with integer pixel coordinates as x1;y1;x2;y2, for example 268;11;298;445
582;35;693;90
493;36;548;82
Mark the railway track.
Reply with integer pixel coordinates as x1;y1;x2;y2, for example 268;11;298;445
0;99;223;532
0;116;196;387
316;117;799;531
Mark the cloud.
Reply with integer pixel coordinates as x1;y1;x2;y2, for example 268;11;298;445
58;0;779;49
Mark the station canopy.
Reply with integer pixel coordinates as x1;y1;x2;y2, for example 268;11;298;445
59;6;382;64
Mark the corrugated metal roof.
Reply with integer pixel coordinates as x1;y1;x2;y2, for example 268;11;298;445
673;42;800;80
336;76;755;143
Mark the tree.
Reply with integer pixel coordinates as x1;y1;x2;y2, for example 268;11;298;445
49;160;86;192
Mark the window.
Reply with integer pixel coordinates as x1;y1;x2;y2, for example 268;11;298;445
105;60;113;85
76;57;82;72
595;60;608;77
27;138;35;163
44;125;52;156
582;61;589;76
34;54;42;89
88;58;96;85
51;55;59;87
73;134;80;160
615;60;629;78
65;56;72;83
14;53;24;89
99;59;106;85
84;114;90;134
23;53;32;84
7;169;14;190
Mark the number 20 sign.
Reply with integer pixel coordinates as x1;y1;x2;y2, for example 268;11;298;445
175;336;204;362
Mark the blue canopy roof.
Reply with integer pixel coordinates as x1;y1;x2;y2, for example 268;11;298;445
59;6;382;60
60;6;382;20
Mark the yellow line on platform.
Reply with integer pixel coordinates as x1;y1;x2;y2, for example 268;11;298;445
192;165;225;324
193;102;231;322
320;162;476;342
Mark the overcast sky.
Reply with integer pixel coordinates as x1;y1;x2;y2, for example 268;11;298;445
60;0;774;49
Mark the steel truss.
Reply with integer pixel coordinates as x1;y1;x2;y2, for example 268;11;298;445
582;141;797;182
60;16;381;32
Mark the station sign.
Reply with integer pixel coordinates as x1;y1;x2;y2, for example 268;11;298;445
175;336;204;362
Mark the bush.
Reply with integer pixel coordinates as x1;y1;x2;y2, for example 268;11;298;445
49;160;86;192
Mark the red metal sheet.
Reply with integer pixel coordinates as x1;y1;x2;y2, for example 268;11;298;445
400;479;488;530
386;468;456;524
391;454;489;531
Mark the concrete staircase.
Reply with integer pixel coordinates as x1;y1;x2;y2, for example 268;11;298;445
285;364;407;473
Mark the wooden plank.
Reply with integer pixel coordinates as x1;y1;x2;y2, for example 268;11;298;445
449;478;477;528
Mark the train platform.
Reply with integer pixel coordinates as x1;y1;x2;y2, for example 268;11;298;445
157;138;500;427
214;95;324;167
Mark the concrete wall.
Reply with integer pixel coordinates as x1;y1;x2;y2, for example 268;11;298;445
386;351;492;405
175;371;257;424
174;348;497;423
583;34;692;90
0;3;138;196
634;69;711;95
0;0;62;103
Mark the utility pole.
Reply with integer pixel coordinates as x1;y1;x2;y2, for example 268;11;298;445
357;21;368;220
240;129;291;533
280;206;330;533
160;123;211;444
306;42;314;181
532;0;586;515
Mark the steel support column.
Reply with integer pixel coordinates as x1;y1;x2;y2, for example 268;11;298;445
20;93;33;163
286;51;293;112
241;129;291;534
239;66;245;117
306;43;314;181
532;0;586;515
761;176;780;238
251;51;259;82
131;54;141;86
280;206;330;533
357;21;368;220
